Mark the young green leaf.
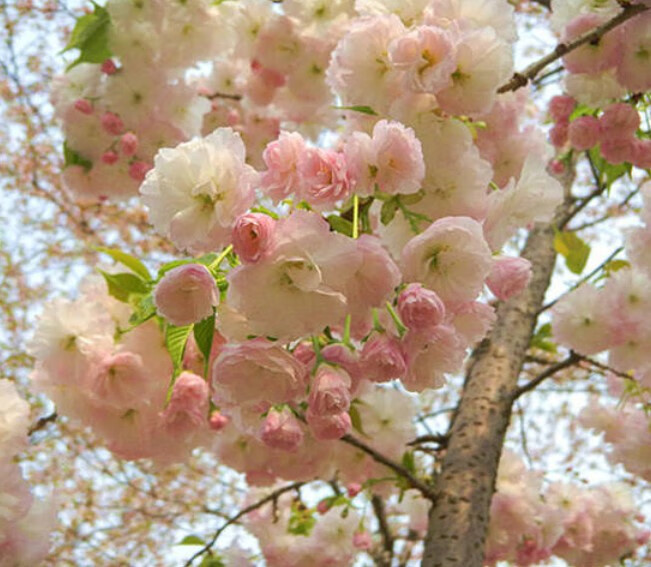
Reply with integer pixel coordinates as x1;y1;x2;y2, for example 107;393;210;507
554;231;591;275
332;105;378;116
95;247;151;280
193;314;216;376
99;271;150;303
63;2;112;69
327;215;354;237
63;141;92;171
165;324;193;372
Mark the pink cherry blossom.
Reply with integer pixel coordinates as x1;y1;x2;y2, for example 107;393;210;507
308;366;351;416
562;14;623;74
260;131;307;202
398;283;446;332
568;115;601;151
260;407;304;452
306;410;352;441
231;213;276;264
549;95;576;122
161;371;209;435
212;339;307;407
359;334;407;383
120;132;138;156
486;256;532;301
154;264;218;326
297;148;351;208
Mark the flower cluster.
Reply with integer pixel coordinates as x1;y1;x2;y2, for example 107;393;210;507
0;380;55;564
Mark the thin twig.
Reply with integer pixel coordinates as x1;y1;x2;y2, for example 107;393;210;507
498;3;648;93
407;434;449;448
184;482;303;566
28;412;58;436
371;495;394;566
511;351;582;399
340;433;436;500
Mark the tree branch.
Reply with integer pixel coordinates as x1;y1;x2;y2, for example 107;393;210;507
28;412;58;436
498;3;648;93
340;433;436;499
511;351;581;399
184;482;303;566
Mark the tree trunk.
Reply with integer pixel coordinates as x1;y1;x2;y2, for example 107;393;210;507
421;176;574;566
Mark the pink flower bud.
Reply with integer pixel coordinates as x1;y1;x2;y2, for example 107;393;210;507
316;499;331;514
307;366;351;416
209;410;230;431
306;410;351;440
360;334;407;383
568;115;601;151
632;139;651;170
549;159;565;175
162;372;209;434
128;160;151;181
101;59;118;75
549;123;568;148
73;98;93;114
353;531;373;551
231;213;276;264
154;264;218;326
549;95;576;123
398;283;446;331
601;138;635;165
347;483;362;498
120;132;138;156
486;256;532;301
101;111;124;135
260;407;304;452
101;151;119;165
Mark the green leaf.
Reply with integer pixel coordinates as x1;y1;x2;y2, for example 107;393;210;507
95;247;151;280
398;190;425;206
165;324;193;372
401;451;416;474
588;147;631;189
332;105;378;116
530;322;557;353
199;557;225;567
64;2;112;69
287;502;316;536
178;535;205;546
604;259;630;274
554;231;591;275
327;215;353;237
568;103;596;122
63;141;92;171
193;314;215;376
99;271;150;303
128;294;156;326
349;404;366;436
380;198;399;225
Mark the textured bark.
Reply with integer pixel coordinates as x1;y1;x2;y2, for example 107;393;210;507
421;177;574;566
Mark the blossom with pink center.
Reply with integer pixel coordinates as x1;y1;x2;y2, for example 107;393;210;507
568;115;601;151
88;351;154;410
212;339;307;407
260;131;308;202
306;410;352;440
161;371;209;435
260;407;304;452
562;14;623;74
398;283;446;332
388;25;457;94
401;216;493;303
231;213;276;264
308;366;351;416
359;334;407;383
154;264;218;327
297;148;351;208
551;284;613;355
486;256;532;301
